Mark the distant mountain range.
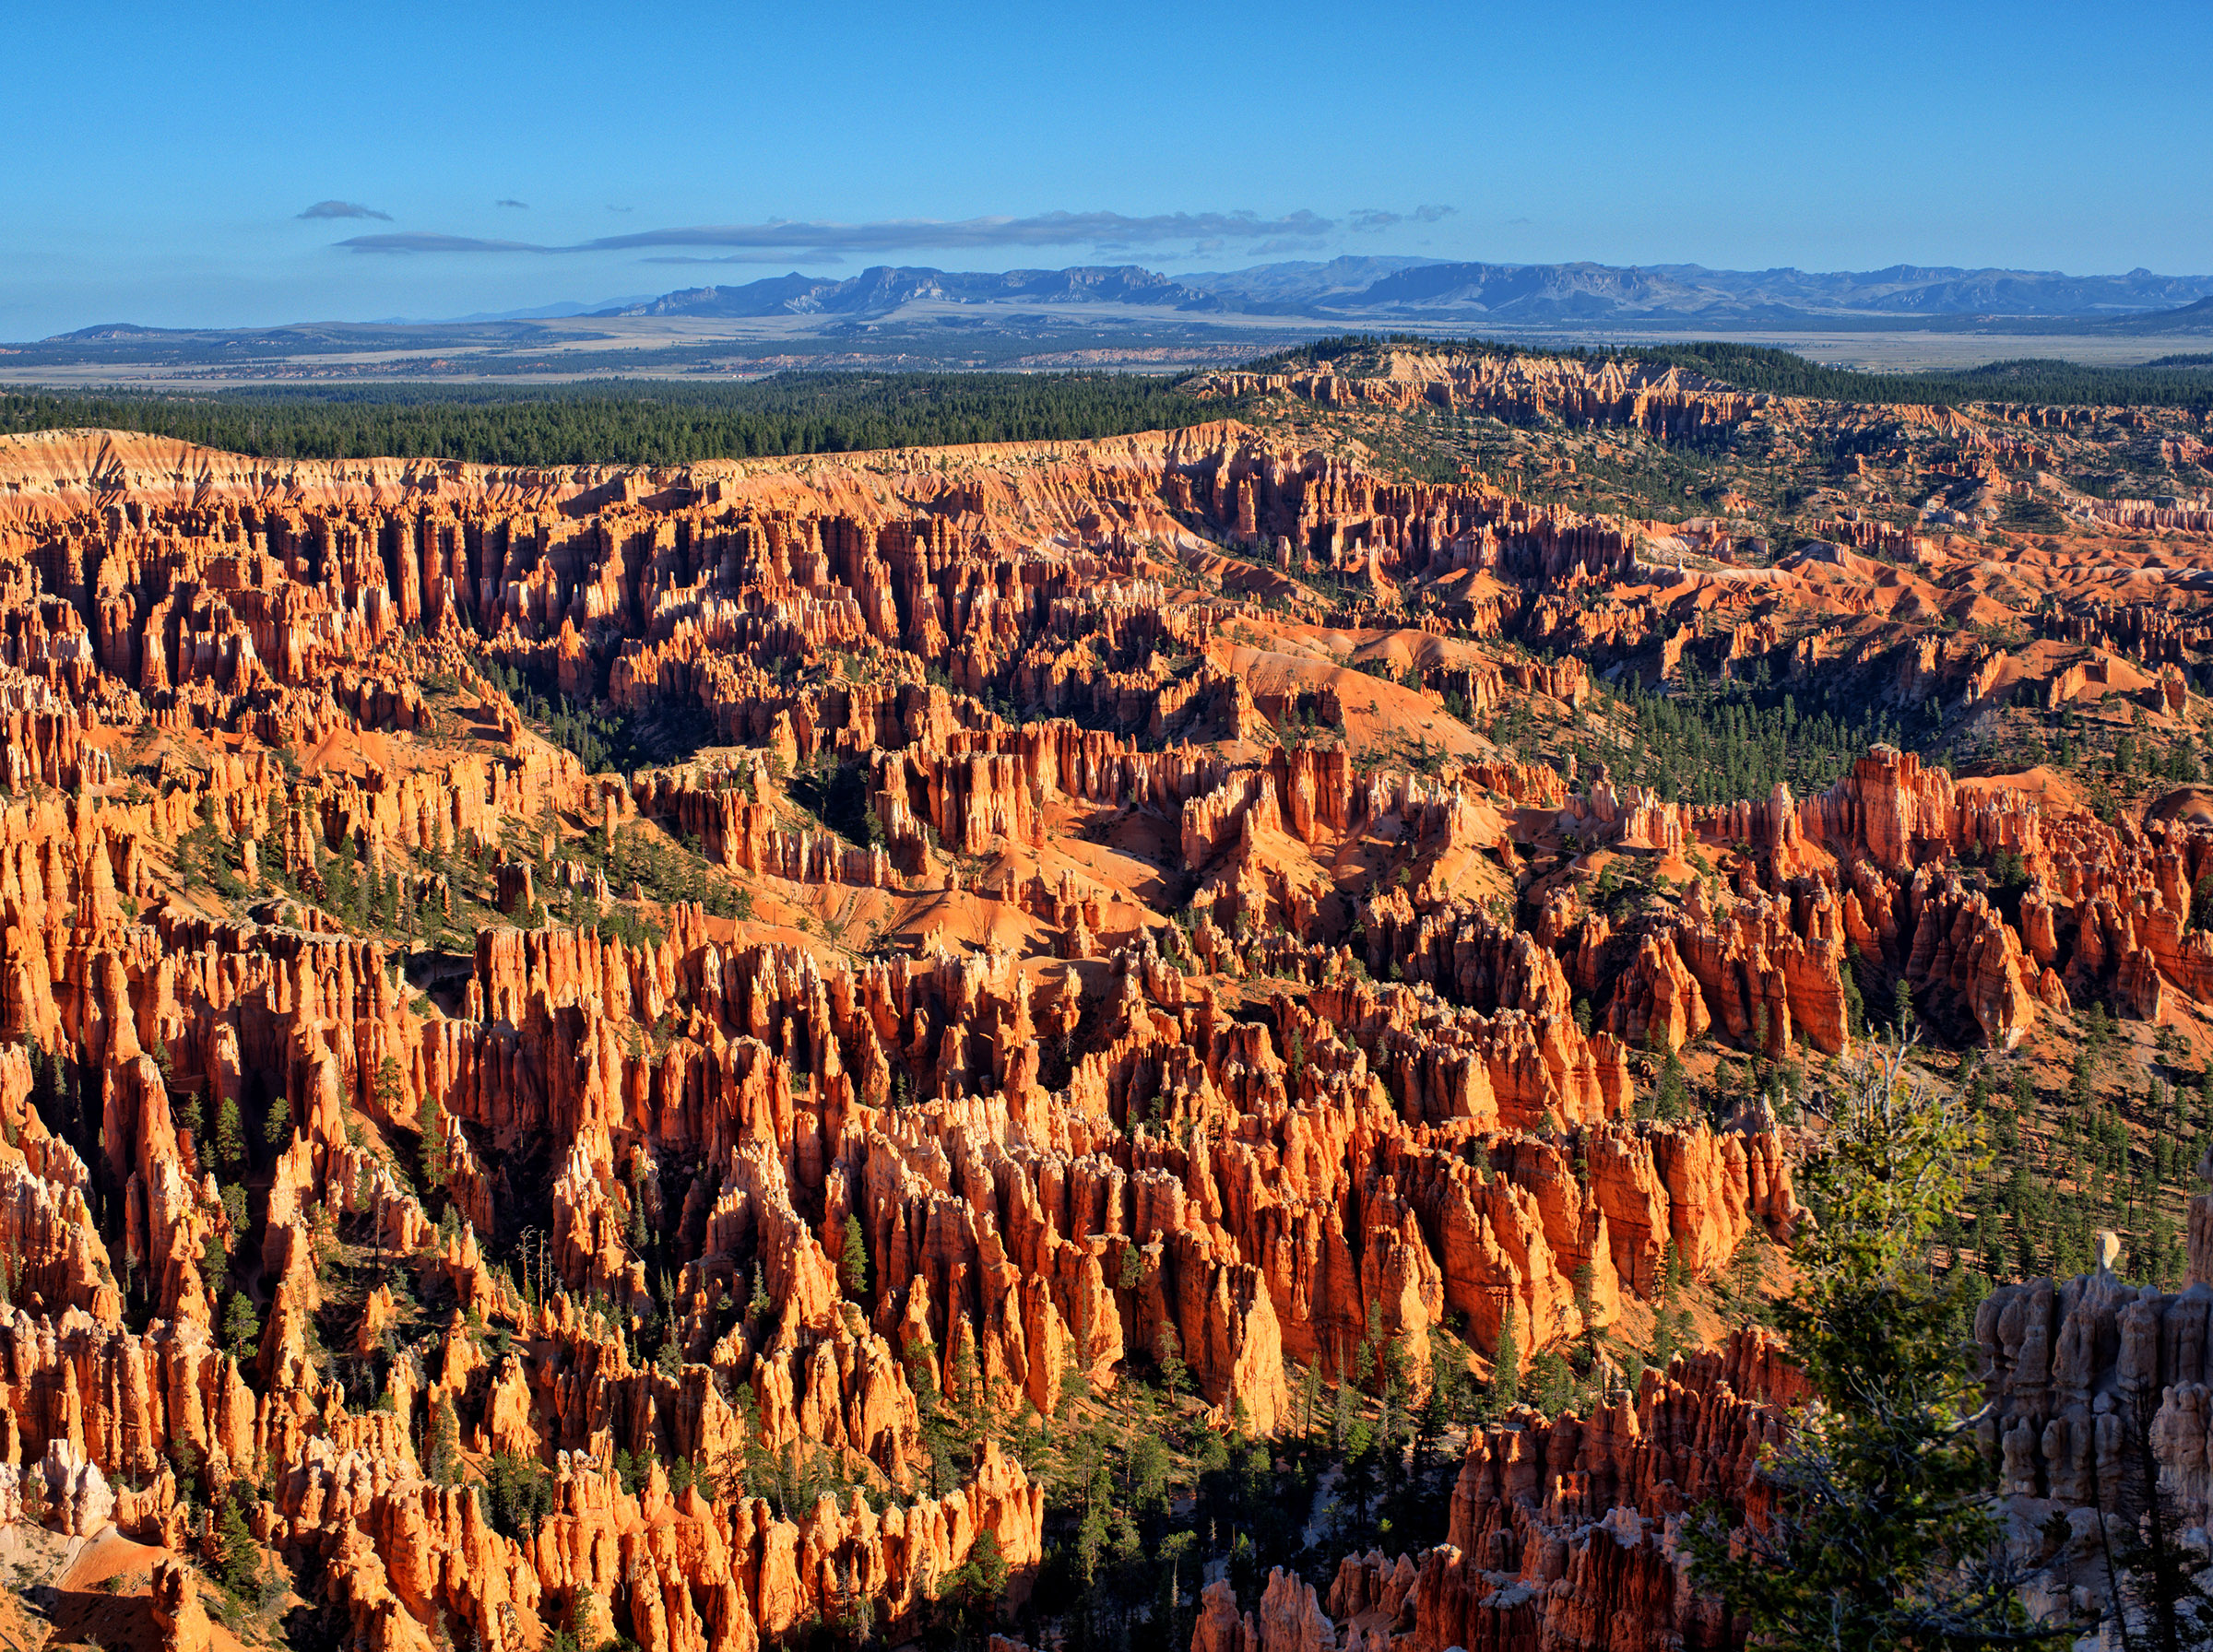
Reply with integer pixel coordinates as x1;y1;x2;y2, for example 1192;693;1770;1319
598;257;2213;328
11;257;2213;379
604;266;1213;318
1301;259;2213;322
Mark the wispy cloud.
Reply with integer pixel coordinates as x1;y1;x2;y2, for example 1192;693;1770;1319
1348;206;1457;232
300;200;391;221
346;232;543;254
337;208;1350;257
495;198;528;209
643;252;847;266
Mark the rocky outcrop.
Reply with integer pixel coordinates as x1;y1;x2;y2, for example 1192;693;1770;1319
1191;1568;1338;1652
151;1557;216;1652
1187;1328;1803;1652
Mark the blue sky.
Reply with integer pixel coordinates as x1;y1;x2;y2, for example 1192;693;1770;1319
2;0;2206;336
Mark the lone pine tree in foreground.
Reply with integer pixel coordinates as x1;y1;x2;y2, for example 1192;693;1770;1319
1685;1037;2063;1650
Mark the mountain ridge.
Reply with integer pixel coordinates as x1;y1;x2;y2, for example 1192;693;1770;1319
11;257;2213;375
600;264;1218;319
586;255;2213;328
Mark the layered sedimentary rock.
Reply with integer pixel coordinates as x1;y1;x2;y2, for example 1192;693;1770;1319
1549;744;2213;1056
1;397;2207;1652
1187;1328;1805;1652
0;419;1826;1652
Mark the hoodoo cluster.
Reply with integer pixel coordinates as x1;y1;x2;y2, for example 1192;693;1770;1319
0;397;2210;1651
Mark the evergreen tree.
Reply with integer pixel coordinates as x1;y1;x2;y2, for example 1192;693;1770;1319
1684;1039;2056;1648
1652;1040;1691;1122
942;1528;1008;1638
1651;1239;1686;1372
950;1324;987;1442
839;1213;868;1299
374;1055;404;1117
214;1095;245;1172
426;1394;463;1485
484;1452;553;1540
1154;1323;1189;1407
212;1483;261;1596
419;1088;447;1190
223;1291;259;1359
326;841;357;914
1729;1233;1763;1311
1296;1361;1322;1442
175;1082;204;1142
1841;961;1866;1037
261;821;289;890
1531;1351;1574;1415
1492;1297;1521;1410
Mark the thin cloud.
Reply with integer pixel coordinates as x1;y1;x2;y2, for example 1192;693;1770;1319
496;198;529;209
336;209;1345;256
299;200;391;221
345;232;543;254
1348;205;1457;232
644;252;847;266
